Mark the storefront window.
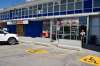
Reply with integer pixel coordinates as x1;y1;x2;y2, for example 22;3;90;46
68;0;74;3
63;19;79;40
22;8;28;16
48;2;53;13
29;7;33;15
61;0;67;4
12;11;15;18
68;3;74;10
1;13;3;19
48;2;53;7
43;20;50;31
60;4;67;11
17;9;21;17
54;1;60;12
75;2;82;10
3;13;5;19
38;4;43;14
24;8;28;16
0;14;1;19
33;6;37;15
22;8;26;16
75;0;82;2
48;7;53;13
43;3;47;13
54;1;60;5
54;5;60;12
15;9;18;17
94;0;100;7
51;18;80;40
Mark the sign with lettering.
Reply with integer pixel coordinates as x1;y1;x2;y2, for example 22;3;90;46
80;55;100;66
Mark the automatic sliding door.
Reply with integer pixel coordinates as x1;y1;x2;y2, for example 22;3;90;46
64;18;79;40
51;18;79;40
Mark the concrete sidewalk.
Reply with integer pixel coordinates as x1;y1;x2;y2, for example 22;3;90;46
19;37;82;51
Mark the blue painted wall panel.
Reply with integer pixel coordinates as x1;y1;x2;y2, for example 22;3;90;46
38;14;42;17
25;16;28;18
54;12;59;15
84;0;92;9
84;8;92;13
29;15;32;17
7;25;16;34
60;11;66;15
48;13;53;16
67;11;74;14
93;8;100;12
24;21;43;37
42;13;47;16
75;10;82;13
33;15;37;17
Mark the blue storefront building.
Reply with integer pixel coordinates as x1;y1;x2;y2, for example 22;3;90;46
0;0;100;50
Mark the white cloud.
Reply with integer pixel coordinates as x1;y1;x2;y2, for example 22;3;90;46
25;0;41;2
26;0;33;2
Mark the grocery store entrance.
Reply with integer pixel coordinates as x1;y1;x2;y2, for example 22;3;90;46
50;17;87;47
51;18;80;40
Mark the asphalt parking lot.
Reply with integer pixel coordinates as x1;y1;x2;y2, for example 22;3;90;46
0;39;99;66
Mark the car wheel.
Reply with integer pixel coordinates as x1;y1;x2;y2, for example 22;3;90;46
8;38;17;45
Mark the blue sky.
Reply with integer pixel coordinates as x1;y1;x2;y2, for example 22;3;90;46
0;0;25;8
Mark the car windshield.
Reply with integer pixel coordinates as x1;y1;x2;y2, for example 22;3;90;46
0;30;8;34
3;30;9;33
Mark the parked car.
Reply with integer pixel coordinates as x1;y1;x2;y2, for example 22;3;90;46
0;30;19;45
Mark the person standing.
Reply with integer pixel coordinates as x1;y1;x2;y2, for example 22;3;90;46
80;29;86;44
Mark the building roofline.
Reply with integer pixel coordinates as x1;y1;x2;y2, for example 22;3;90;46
0;0;58;13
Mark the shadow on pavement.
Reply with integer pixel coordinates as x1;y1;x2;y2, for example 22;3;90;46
0;42;17;46
82;43;100;52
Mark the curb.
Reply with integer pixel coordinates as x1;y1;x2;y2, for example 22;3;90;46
57;44;82;51
34;42;53;47
19;38;82;51
34;42;82;51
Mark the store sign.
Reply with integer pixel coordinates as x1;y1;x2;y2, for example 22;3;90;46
23;20;28;24
17;21;23;24
7;21;16;25
17;20;28;24
80;55;100;66
65;19;79;26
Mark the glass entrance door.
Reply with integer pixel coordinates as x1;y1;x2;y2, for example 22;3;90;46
63;18;79;40
51;18;79;40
